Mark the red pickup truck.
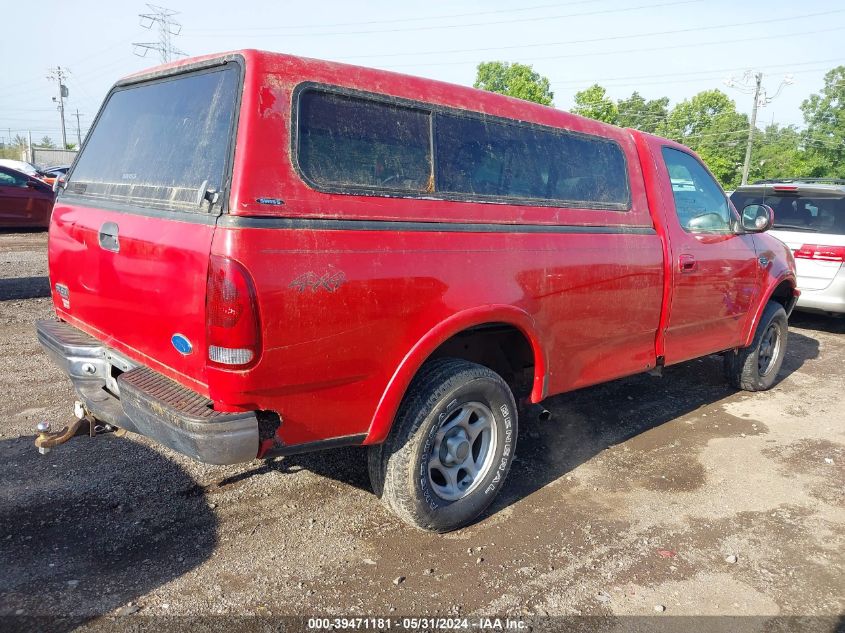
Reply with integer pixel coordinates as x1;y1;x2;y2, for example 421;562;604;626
36;50;797;532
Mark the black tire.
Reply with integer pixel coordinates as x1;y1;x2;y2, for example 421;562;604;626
369;358;518;532
724;301;788;391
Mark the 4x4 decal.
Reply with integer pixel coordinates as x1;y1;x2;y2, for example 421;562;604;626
289;270;346;293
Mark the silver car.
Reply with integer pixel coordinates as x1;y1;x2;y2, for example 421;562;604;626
731;179;845;315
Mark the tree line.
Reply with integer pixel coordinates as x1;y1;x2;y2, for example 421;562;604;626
475;61;845;189
1;135;76;161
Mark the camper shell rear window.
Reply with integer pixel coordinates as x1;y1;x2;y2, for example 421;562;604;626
294;85;630;210
64;63;241;213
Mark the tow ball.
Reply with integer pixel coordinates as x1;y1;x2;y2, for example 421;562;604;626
34;401;125;455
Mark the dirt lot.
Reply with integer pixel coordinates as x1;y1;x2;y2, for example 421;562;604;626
0;231;842;631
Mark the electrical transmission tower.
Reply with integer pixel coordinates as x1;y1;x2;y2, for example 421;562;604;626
46;66;70;149
725;70;794;186
132;4;186;64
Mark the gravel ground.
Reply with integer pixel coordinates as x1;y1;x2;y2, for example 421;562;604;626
0;231;842;631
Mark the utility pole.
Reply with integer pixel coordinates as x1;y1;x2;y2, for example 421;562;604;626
46;66;70;149
741;72;762;188
73;109;83;147
725;71;794;186
133;4;186;63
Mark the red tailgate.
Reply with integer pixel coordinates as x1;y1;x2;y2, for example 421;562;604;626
49;204;215;391
46;58;243;392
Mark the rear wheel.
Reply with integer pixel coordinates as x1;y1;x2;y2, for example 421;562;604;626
369;358;517;532
724;301;788;391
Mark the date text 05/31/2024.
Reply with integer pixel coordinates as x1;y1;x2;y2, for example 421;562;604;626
307;617;528;630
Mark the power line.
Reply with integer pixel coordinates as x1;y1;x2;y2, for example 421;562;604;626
185;0;604;32
341;9;845;61
381;25;845;69
551;59;844;86
133;4;185;63
1;56;134;102
559;66;837;118
196;0;703;38
558;66;827;90
1;40;127;93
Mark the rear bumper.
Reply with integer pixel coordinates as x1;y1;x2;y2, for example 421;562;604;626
36;319;259;464
796;269;845;314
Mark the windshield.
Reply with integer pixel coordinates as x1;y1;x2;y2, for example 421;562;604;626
730;192;845;235
0;160;39;177
65;64;239;212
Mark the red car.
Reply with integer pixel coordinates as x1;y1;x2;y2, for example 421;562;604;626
0;166;55;228
36;50;797;531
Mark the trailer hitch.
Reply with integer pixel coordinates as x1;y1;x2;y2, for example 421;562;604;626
35;402;125;455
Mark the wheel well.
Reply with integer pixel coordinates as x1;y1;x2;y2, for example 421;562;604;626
769;280;795;311
427;323;535;397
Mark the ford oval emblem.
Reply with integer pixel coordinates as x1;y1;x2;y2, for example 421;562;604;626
171;333;193;355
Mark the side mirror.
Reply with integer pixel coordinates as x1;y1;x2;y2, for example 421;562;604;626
741;203;774;233
26;180;39;189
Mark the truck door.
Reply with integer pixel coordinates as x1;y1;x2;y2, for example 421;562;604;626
655;146;760;365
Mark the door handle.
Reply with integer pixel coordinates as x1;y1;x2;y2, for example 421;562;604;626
678;253;697;273
98;222;120;253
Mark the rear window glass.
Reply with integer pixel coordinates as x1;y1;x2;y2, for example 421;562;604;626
298;91;433;193
730;192;845;235
296;87;630;210
435;115;629;207
66;65;239;212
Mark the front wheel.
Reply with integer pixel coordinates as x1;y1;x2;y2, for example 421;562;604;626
369;358;518;532
724;301;788;391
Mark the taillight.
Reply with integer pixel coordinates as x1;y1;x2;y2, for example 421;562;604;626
794;244;845;263
206;255;261;368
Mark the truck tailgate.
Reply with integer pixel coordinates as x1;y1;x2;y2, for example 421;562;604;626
46;60;242;391
49;203;215;389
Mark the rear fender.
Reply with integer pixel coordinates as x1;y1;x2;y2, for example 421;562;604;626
364;305;546;445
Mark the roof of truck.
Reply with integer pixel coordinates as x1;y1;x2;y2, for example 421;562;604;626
118;49;636;143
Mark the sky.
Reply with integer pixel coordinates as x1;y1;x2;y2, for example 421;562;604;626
2;0;844;147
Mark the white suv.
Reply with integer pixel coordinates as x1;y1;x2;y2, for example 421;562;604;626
731;179;845;315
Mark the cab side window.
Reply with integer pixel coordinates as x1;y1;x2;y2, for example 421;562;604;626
0;168;29;187
661;147;731;233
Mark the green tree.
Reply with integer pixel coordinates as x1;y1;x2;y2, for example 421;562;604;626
474;61;554;106
0;134;27;160
616;91;669;134
660;90;748;188
39;136;56;148
748;124;818;182
571;84;617;124
801;65;845;177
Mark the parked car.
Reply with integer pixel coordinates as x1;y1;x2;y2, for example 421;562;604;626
731;179;845;315
0;166;55;228
40;165;71;187
36;51;797;532
43;165;70;177
0;158;50;179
